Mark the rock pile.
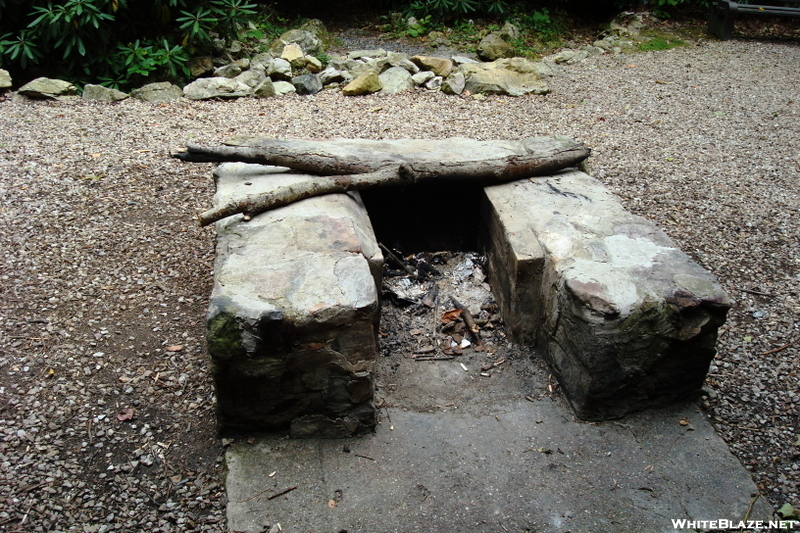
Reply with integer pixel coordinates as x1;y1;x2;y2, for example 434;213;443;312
4;14;651;102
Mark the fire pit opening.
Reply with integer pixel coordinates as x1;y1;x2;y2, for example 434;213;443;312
359;182;485;253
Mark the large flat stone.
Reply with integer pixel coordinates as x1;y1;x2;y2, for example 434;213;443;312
207;163;383;436
482;169;730;421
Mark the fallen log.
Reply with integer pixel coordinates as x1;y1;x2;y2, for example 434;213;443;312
174;136;590;226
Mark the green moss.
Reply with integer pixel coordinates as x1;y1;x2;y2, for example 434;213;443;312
637;36;685;51
207;312;244;360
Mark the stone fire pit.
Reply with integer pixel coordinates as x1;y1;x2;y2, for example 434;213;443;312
200;138;730;437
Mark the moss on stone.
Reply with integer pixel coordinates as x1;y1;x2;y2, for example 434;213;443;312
207;311;245;360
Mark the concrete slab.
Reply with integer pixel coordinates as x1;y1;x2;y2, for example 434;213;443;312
225;348;771;533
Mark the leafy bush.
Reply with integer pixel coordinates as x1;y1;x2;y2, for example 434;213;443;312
0;0;258;89
515;8;563;42
402;0;510;21
646;0;710;18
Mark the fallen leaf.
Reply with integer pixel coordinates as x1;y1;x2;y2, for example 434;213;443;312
679;418;689;426
537;447;553;454
166;345;184;352
440;309;463;323
117;408;136;421
778;503;800;519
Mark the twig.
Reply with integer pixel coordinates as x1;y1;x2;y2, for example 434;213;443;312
481;358;507;372
743;493;761;522
450;296;484;348
354;454;375;461
267;485;298;500
736;287;774;297
413;355;454;361
713;420;767;432
235;486;276;504
759;342;793;356
379;243;417;279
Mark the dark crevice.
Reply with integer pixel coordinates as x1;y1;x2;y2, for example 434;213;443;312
359;182;484;254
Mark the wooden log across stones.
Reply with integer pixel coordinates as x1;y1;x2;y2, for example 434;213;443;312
172;136;590;226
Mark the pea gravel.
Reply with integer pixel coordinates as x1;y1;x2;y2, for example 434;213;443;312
1;34;799;532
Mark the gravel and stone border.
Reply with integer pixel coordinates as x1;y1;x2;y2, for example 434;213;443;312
1;24;799;532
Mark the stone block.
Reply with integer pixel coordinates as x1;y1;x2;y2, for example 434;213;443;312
482;169;730;420
207;163;383;436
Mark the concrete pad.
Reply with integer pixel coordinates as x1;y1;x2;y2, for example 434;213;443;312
225;350;770;533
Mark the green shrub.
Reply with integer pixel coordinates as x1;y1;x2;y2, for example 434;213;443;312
402;0;509;21
0;0;258;89
515;8;563;42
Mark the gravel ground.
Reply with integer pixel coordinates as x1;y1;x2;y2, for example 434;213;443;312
1;25;800;532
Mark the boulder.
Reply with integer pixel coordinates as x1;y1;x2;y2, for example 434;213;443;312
546;49;577;64
427;30;453;48
387;52;419;74
545;49;590;65
348;49;387;60
379;66;414;94
302;55;323;73
412;71;435;86
227;40;243;55
273;80;297;95
266;58;293;81
452;55;479;66
18;77;77;99
477;32;515;61
183;77;251;100
281;43;305;67
342;70;382;96
250;52;274;70
188;56;214;78
0;69;11;90
214;63;243;78
319;67;347;86
234;69;267;89
81;84;129;102
130;81;182;103
299;19;332;47
253;78;276;98
410;55;453;78
534;61;557;78
441;72;466;95
424;76;443;90
270;29;322;57
459;58;550;97
500;21;521;41
292;73;322;95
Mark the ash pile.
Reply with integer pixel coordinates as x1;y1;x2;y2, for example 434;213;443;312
375;246;553;411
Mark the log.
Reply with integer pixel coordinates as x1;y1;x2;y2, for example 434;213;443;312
176;136;591;226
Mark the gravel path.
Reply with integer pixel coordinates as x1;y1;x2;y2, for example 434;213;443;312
1;35;799;531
